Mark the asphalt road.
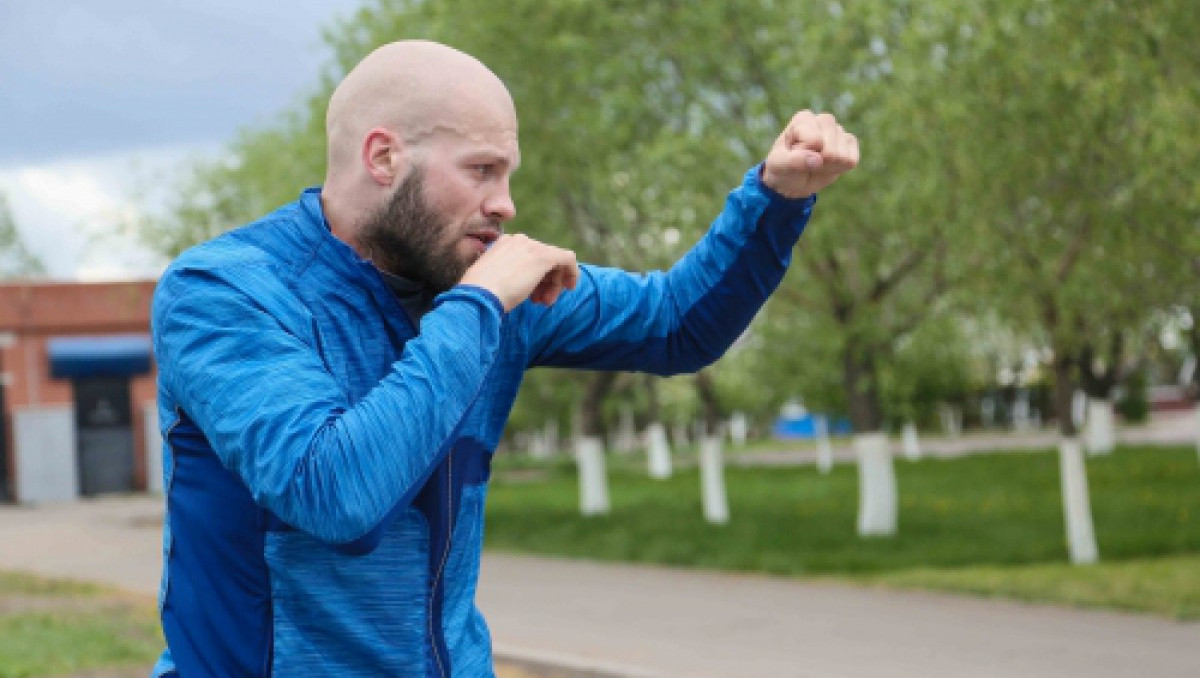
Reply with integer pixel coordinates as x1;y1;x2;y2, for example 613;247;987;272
2;495;1196;678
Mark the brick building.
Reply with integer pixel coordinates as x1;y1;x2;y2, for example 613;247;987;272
0;280;158;502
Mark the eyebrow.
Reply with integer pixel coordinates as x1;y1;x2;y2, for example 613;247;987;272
467;150;521;172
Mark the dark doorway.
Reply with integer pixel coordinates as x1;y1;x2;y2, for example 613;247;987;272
73;376;135;496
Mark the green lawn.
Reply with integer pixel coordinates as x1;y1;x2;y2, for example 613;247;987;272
484;445;1200;618
0;573;160;678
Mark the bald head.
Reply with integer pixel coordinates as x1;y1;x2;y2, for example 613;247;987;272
324;40;516;182
319;41;521;276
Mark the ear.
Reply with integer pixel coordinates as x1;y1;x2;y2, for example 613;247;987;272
362;127;405;186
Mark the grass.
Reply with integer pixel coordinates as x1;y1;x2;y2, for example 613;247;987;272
0;573;160;678
484;445;1200;618
0;572;546;678
853;555;1200;618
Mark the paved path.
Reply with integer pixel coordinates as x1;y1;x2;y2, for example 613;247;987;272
727;410;1197;467
2;496;1197;678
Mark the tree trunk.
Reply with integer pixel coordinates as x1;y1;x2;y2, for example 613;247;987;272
579;371;619;440
1079;338;1122;455
1078;337;1122;399
842;341;895;537
574;436;609;516
1189;305;1200;395
855;432;896;536
695;370;724;437
699;436;729;524
843;345;884;434
1052;353;1079;438
643;374;661;426
902;422;921;461
1052;350;1100;563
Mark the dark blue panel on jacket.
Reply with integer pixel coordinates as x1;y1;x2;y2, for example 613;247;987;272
161;411;272;678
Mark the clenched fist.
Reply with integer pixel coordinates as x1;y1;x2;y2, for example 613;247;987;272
762;110;859;199
460;234;580;312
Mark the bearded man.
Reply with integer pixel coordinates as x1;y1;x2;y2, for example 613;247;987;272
150;40;858;677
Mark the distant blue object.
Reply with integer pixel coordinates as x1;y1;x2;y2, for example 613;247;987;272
773;414;852;439
48;334;153;378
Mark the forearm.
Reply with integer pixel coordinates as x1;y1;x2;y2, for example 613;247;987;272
526;165;815;374
158;279;504;545
654;165;817;372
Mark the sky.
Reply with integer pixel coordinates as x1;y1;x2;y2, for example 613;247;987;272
0;0;366;280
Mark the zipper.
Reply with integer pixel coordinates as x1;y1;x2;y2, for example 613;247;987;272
428;448;454;678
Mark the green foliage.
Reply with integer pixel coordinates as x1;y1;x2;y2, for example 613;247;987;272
139;0;1198;430
949;0;1198;420
0;192;45;279
1116;371;1150;423
880;315;975;428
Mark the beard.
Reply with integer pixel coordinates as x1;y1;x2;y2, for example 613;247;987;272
356;167;481;293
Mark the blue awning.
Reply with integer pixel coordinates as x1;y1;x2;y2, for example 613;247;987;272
48;334;153;378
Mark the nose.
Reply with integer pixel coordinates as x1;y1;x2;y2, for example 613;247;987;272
483;181;516;223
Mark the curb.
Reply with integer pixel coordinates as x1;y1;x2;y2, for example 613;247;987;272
494;644;679;678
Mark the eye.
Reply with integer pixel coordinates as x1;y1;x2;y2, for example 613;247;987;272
471;164;495;178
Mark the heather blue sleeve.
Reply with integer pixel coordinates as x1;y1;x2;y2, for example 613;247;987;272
153;265;504;546
525;165;816;374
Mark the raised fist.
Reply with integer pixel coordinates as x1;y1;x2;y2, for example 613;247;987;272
459;234;580;311
762;110;859;199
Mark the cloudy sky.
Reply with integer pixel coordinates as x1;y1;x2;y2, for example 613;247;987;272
0;1;365;280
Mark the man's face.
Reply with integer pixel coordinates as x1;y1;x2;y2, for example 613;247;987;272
357;131;519;292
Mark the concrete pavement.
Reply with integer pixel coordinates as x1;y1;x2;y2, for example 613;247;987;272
2;495;1197;678
727;410;1197;467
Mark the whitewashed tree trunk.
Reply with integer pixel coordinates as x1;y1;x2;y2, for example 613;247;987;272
645;422;672;479
1084;398;1116;456
901;422;921;461
575;436;610;516
1073;391;1089;429
938;404;962;438
1013;390;1031;431
528;430;551;460
1058;438;1099;564
699;436;729;524
729;411;748;447
855;432;897;537
815;416;833;474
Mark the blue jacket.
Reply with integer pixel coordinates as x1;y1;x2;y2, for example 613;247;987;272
150;166;815;677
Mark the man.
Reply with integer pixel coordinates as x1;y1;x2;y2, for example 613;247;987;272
150;40;857;677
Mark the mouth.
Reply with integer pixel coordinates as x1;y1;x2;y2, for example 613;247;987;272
466;228;501;247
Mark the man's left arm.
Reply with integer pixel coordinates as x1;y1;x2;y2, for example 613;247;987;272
524;110;858;374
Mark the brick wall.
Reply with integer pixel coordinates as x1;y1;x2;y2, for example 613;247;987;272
0;280;157;499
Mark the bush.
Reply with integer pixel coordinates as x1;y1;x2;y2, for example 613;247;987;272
1117;372;1150;423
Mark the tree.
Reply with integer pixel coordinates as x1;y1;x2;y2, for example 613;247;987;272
949;0;1198;562
0;192;45;279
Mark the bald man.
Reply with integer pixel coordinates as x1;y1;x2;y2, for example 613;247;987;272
149;40;857;677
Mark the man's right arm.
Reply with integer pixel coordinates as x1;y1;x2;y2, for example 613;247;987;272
153;263;504;548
